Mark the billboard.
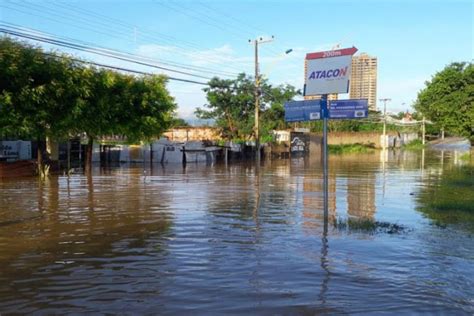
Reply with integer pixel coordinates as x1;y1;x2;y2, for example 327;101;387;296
304;47;357;96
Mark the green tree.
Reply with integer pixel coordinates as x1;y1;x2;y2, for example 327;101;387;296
260;83;300;138
0;37;87;175
1;37;176;175
73;68;121;173
195;74;254;140
121;75;176;143
170;117;190;127
195;73;299;140
414;62;474;140
76;70;176;172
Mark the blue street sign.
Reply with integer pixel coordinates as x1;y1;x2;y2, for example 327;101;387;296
284;99;368;122
284;100;322;122
328;99;368;120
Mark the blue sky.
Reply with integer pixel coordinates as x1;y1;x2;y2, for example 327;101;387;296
1;0;472;121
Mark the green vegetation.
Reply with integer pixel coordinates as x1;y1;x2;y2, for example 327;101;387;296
402;139;425;150
0;37;176;174
414;62;474;141
333;217;406;234
195;73;300;140
416;165;474;230
328;143;374;154
170;117;190;127
459;152;471;161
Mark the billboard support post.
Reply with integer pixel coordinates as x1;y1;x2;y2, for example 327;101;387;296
284;46;362;232
321;94;329;233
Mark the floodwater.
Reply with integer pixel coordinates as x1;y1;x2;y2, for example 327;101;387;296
0;150;473;314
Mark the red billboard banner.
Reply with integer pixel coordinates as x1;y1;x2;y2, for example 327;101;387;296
306;47;358;60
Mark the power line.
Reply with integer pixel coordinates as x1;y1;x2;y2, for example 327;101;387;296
155;0;290;61
0;27;216;80
53;1;221;53
169;0;293;58
40;52;209;86
195;0;268;36
1;22;239;77
7;0;202;51
155;1;250;42
4;0;296;72
48;0;251;71
0;3;130;41
2;1;249;73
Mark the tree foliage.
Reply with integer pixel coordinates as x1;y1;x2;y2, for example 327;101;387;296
170;117;190;127
0;38;87;140
414;62;474;139
195;73;300;140
0;37;176;172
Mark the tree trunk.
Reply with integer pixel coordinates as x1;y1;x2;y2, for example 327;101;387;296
85;136;94;174
37;138;43;174
37;138;48;177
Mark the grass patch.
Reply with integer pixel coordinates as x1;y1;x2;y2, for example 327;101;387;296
459;152;471;161
333;217;407;234
402;139;425;150
328;144;374;154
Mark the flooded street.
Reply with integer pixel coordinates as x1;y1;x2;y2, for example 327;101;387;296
0;150;473;314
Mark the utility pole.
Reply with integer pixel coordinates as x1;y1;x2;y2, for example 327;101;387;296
249;36;274;162
379;98;391;149
422;116;426;145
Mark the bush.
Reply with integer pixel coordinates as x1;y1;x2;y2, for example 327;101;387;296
328;144;374;154
403;139;425;150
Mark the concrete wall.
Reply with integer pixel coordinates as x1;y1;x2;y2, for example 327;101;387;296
306;132;417;148
326;132;392;147
309;132;418;148
163;127;221;142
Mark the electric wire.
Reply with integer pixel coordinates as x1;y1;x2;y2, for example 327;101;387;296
53;1;206;51
190;1;303;59
7;0;204;51
154;0;297;66
163;0;293;58
2;1;250;73
155;1;250;42
46;0;251;71
0;27;216;80
1;22;239;77
40;51;210;86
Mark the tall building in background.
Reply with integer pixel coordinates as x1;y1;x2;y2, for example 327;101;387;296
350;53;377;111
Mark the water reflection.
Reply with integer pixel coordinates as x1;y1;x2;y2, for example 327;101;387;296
0;150;473;314
0;170;173;312
415;163;474;230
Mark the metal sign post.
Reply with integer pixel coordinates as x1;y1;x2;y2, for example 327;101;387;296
321;95;329;231
284;97;367;229
285;46;364;231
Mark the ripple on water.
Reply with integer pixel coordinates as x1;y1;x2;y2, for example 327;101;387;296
0;153;473;314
